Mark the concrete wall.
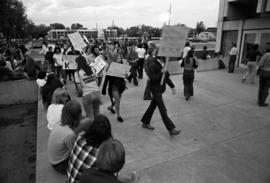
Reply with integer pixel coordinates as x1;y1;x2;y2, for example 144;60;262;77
0;79;38;105
168;57;229;75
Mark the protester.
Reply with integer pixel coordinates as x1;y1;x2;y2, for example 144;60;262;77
45;46;55;73
181;50;198;100
228;42;238;73
103;42;126;122
41;73;63;110
53;47;63;79
242;44;262;84
48;100;82;174
75;55;101;120
79;139;139;183
141;56;181;136
127;42;138;86
67;114;112;183
179;41;191;64
47;88;71;130
257;44;270;107
136;43;146;79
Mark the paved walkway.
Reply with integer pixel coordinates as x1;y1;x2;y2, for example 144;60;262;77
36;69;270;183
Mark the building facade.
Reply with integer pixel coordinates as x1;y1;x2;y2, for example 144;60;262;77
216;0;270;67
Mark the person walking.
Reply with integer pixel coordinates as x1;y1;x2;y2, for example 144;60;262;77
181;50;198;100
136;43;146;79
228;42;238;73
141;57;181;136
257;44;270;107
242;44;262;84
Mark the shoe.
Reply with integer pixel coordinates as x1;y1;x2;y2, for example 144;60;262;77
169;129;181;136
258;103;269;107
241;78;246;83
117;116;124;122
185;96;189;101
142;123;155;130
107;106;115;114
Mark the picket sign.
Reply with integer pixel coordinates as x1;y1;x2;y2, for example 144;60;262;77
158;25;189;85
62;55;78;70
106;62;130;78
93;56;107;74
68;32;87;52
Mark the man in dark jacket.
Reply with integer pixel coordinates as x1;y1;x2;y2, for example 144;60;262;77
141;57;181;136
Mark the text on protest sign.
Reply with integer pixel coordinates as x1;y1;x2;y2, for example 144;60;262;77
68;32;87;52
158;25;190;57
106;62;130;78
93;56;107;74
62;55;78;70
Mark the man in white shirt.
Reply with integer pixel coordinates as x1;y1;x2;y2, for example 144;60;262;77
228;42;238;73
136;43;146;79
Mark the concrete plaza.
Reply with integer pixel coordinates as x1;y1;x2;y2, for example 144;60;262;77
37;68;270;183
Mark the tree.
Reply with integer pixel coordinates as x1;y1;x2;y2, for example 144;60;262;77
126;26;140;37
49;23;65;29
0;0;28;38
195;21;206;34
71;23;83;30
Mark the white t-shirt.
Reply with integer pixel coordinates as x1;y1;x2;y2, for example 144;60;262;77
75;70;99;96
183;47;191;58
136;48;146;58
46;104;64;130
53;53;63;66
230;47;238;56
47;125;76;164
36;79;46;88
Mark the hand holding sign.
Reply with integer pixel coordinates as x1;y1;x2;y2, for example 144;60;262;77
93;56;107;74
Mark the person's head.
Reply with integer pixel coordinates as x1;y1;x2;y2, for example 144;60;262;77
54;47;61;54
137;43;142;48
37;71;46;80
85;114;112;147
203;46;207;50
90;45;99;56
232;42;236;47
187;50;194;58
48;46;53;52
75;55;93;76
51;88;71;105
253;44;259;50
61;100;82;129
185;41;190;47
95;139;125;174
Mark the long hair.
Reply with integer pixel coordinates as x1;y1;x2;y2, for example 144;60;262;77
61;100;82;129
185;50;194;64
84;114;112;148
51;88;71;104
75;55;93;76
95;139;125;174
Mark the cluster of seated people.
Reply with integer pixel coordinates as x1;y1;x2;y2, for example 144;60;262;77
44;87;139;183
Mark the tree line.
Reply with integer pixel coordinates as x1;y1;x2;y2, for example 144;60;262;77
0;0;208;39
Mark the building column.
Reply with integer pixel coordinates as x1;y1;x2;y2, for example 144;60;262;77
236;19;244;67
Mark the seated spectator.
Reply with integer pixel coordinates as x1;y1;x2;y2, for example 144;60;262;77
24;51;40;79
200;46;208;60
79;139;139;183
0;60;14;82
47;88;71;130
67;114;112;183
48;100;90;174
36;71;47;88
41;73;63;110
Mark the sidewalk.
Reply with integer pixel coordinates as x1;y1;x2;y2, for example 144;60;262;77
36;68;270;183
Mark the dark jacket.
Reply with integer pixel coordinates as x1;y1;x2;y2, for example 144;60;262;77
147;59;175;93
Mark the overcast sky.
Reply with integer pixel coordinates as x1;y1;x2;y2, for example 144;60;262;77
21;0;220;29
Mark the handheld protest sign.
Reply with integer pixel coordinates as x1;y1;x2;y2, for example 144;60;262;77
68;32;87;52
62;55;78;70
106;62;130;78
93;56;107;74
158;25;189;85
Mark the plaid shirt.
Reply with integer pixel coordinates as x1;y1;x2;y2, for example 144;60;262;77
67;131;98;183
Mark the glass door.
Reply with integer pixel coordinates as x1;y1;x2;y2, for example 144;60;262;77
259;32;270;54
240;32;256;67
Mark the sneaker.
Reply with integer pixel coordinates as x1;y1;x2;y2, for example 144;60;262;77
117;116;124;122
258;103;269;107
142;123;155;130
108;106;115;114
169;129;181;136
